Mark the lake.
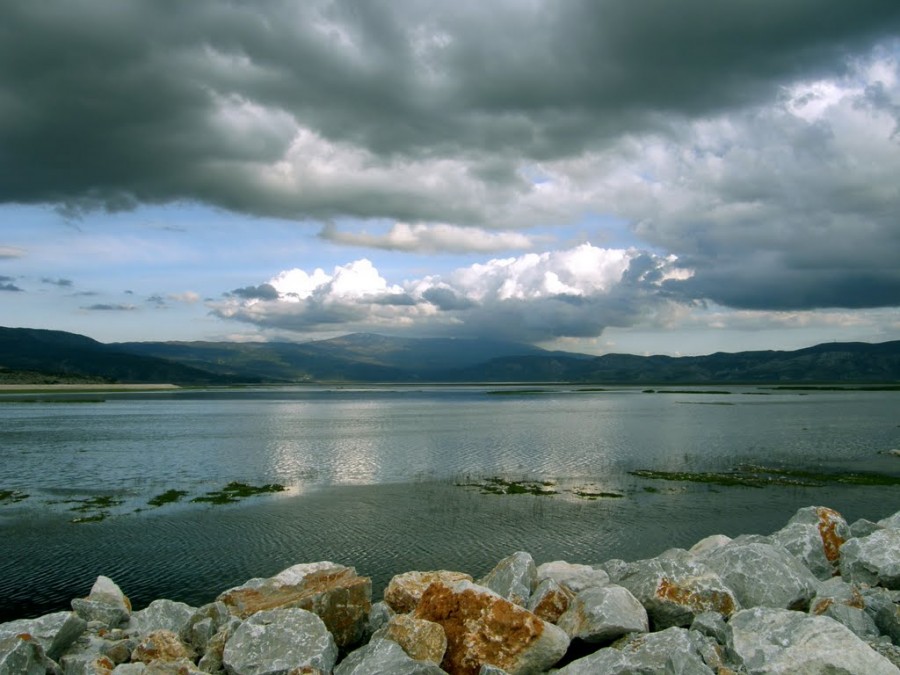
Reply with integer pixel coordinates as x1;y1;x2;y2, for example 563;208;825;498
1;385;899;621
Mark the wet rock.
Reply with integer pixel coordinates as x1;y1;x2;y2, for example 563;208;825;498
414;580;568;675
698;540;818;610
384;571;473;614
556;584;648;643
614;556;739;629
222;608;338;675
130;629;193;664
72;576;132;630
0;634;49;675
128;600;195;638
477;552;536;607
372;613;447;665
557;626;714;674
534;561;609;594
771;506;849;580
526;578;572;624
218;561;371;649
334;638;447;675
0;610;86;661
727;607;898;674
840;529;900;589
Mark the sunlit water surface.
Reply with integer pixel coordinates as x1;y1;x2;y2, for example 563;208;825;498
1;386;898;621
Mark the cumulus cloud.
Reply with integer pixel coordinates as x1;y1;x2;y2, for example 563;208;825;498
319;221;536;253
213;243;687;342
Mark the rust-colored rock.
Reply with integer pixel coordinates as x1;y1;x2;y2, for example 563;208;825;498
415;580;568;675
375;613;447;664
816;506;847;565
656;576;737;617
527;578;572;624
217;561;371;648
383;570;473;614
131;629;193;664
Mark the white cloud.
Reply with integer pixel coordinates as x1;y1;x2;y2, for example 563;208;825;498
0;245;25;259
319;221;536;253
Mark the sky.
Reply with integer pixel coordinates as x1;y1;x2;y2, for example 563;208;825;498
1;1;899;356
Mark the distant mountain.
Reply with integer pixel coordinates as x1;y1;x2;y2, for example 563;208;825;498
2;326;898;385
0;327;246;385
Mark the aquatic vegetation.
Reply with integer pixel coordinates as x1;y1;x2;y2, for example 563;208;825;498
572;488;624;500
0;489;29;504
148;489;189;507
67;495;125;512
70;512;108;524
459;477;557;496
486;389;549;396
630;465;900;489
191;481;286;505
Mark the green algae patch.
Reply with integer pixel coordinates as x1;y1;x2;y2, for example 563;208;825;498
0;489;29;504
630;465;900;489
191;481;286;505
66;495;125;512
458;477;557;496
148;489;189;507
572;488;624;500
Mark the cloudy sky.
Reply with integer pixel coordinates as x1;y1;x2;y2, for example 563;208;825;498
2;0;899;355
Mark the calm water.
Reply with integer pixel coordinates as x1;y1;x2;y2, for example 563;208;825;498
1;385;899;621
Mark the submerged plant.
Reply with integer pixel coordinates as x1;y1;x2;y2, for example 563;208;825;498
191;481;286;505
148;489;189;507
0;489;29;504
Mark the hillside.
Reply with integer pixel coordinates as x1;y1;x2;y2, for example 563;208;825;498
2;326;899;385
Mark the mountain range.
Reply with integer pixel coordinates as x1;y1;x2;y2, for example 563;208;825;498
1;326;899;385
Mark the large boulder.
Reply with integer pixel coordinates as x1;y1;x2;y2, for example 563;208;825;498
614;556;739;629
477;552;536;607
128;600;195;638
526;579;572;624
372;613;447;665
771;506;849;580
809;577;878;640
71;576;132;629
0;634;48;675
334;638;447;675
534;562;609;595
222;608;338;675
217;561;371;648
557;626;714;675
727;607;898;674
698;538;818;610
556;585;648;643
414;580;568;675
384;571;473;614
0;610;86;661
840;529;900;589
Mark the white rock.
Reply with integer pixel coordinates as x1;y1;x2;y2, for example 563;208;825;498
841;529;900;589
556;585;648;643
478;551;536;606
535;561;609;594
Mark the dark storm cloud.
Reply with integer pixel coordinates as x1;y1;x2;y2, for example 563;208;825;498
422;287;475;311
228;283;280;300
1;0;897;215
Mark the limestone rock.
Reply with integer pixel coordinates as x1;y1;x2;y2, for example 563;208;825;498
0;610;86;661
196;617;241;674
384;571;473;614
180;602;232;654
691;610;728;644
809;577;878;640
557;626;714;674
72;576;132;629
334;638;447;675
477;552;536;607
688;534;733;556
414;580;568;675
130;629;193;664
218;561;371;648
878;510;900;530
534;561;609;594
0;634;48;675
861;587;900;645
526;578;572;624
840;529;900;589
556;584;648;643
373;613;447;665
698;540;818;610
771;506;849;580
222;608;338;675
614;556;739;629
727;607;898;674
851;518;882;539
128;600;195;638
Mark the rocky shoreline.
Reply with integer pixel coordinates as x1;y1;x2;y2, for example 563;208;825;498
3;505;900;674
